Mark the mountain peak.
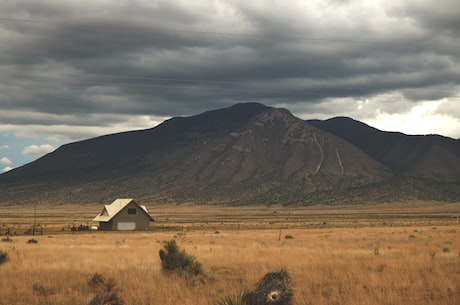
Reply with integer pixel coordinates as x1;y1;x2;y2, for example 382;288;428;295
154;102;270;134
1;103;459;205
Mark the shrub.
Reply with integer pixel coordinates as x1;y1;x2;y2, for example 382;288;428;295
88;277;124;305
0;250;8;265
88;272;106;289
159;239;203;278
1;236;13;242
244;270;293;305
372;247;380;256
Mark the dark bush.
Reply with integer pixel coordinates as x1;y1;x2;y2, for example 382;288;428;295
0;250;8;265
159;239;203;278
244;270;293;305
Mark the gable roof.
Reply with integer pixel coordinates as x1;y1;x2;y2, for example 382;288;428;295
93;198;154;222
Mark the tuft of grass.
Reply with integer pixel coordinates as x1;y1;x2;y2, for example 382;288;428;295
216;291;249;305
32;281;45;295
88;277;124;305
1;236;13;242
88;272;106;289
32;281;54;296
0;250;8;265
205;269;219;283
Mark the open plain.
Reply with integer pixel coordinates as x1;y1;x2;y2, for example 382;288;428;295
0;202;459;305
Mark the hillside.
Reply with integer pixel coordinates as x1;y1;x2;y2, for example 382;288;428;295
307;117;460;181
0;103;459;205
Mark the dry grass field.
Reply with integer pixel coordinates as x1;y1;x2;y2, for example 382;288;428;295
0;202;459;305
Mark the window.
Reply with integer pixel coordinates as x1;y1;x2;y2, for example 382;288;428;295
127;208;136;215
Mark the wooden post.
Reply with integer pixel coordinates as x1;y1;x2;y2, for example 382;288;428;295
33;205;37;236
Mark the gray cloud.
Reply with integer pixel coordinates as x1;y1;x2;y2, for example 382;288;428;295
387;0;460;37
0;0;459;145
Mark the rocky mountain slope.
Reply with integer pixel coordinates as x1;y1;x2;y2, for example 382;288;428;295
1;103;459;205
307;117;460;181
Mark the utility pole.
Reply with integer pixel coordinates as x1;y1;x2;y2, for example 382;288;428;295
33;204;36;236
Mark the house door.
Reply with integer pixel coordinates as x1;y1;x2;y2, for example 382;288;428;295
117;222;136;230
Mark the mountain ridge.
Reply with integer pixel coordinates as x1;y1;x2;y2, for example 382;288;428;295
1;103;459;205
307;116;460;181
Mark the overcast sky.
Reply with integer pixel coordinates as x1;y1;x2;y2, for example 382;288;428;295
1;0;459;172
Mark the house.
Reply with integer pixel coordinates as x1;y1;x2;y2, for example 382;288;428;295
93;198;154;231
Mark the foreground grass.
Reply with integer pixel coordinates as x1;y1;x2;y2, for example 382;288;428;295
0;224;458;304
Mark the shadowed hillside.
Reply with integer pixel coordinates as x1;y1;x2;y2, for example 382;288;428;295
1;103;459;205
307;117;460;181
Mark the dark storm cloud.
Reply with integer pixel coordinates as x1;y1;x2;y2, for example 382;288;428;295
386;0;460;37
0;0;459;140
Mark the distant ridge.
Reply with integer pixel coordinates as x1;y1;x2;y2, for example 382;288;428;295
0;103;459;205
307;117;460;181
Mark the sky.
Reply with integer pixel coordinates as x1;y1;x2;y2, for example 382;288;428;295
1;0;459;172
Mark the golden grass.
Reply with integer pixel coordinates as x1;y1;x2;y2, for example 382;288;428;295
0;202;459;304
1;201;459;233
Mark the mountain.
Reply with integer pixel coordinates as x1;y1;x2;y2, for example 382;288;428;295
307;117;460;181
0;103;459;205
